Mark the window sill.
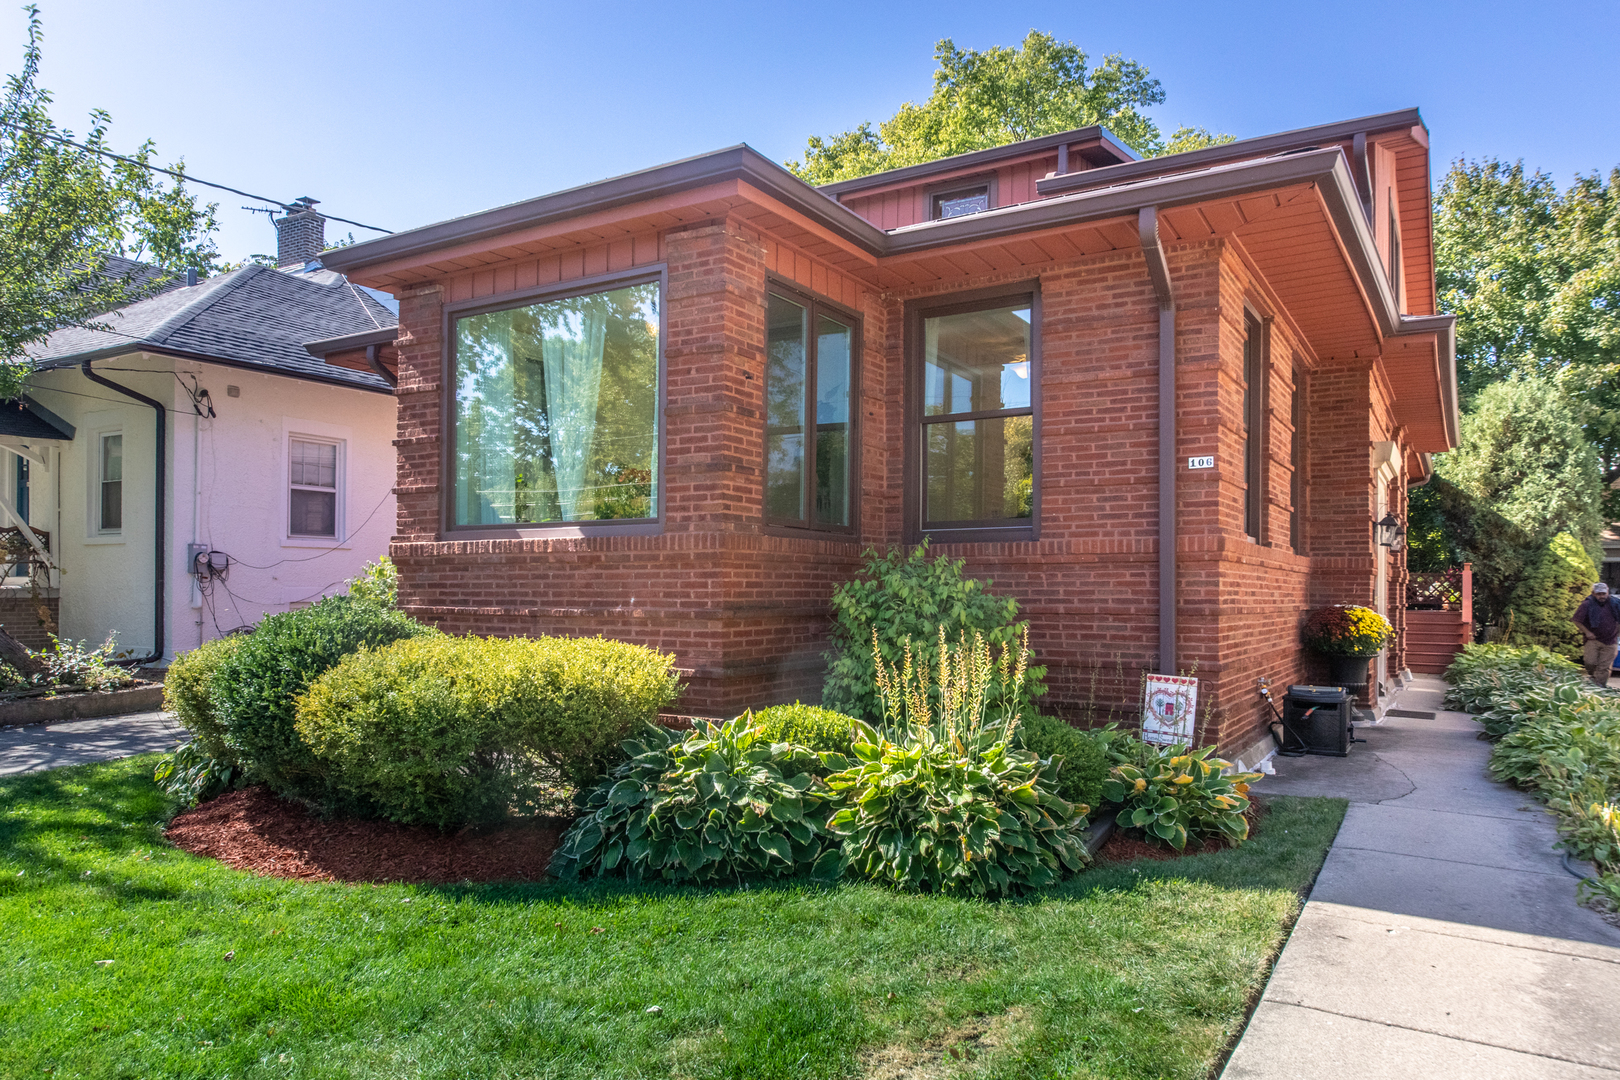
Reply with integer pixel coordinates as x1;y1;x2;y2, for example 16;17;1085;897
441;520;664;542
915;524;1037;545
82;534;125;546
763;523;861;543
283;537;349;549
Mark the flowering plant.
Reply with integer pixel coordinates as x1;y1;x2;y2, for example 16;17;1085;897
1301;605;1393;657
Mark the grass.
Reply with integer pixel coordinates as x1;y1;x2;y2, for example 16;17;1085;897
0;756;1346;1080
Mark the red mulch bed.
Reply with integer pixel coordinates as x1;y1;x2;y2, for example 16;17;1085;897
1097;802;1265;863
166;786;572;885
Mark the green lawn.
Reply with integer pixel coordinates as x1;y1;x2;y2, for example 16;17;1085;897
0;756;1345;1080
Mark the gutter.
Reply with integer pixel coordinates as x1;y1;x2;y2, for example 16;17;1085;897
1138;207;1177;676
34;343;394;395
80;359;164;664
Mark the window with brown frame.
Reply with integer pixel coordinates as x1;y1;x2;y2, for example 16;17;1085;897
912;290;1037;538
1387;197;1402;304
930;184;991;220
1242;314;1264;541
765;285;857;531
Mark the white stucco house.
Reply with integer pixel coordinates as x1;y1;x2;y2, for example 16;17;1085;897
9;211;400;663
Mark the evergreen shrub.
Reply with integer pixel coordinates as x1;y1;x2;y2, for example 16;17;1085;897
822;542;1045;722
212;596;437;804
746;702;857;755
1505;531;1598;659
1016;713;1108;812
296;634;680;825
162;634;244;763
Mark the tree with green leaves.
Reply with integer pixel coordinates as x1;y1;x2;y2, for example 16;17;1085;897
0;6;219;396
1435;158;1620;478
1417;376;1606;626
787;31;1232;185
1504;531;1596;659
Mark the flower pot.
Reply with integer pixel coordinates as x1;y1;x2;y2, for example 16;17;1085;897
1327;654;1372;700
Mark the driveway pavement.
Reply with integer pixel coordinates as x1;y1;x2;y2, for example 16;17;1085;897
1222;676;1620;1079
0;711;187;776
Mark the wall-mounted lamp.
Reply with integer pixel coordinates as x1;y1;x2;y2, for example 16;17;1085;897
1376;513;1406;551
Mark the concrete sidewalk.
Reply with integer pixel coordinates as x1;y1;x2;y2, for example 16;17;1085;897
0;712;186;776
1223;676;1620;1079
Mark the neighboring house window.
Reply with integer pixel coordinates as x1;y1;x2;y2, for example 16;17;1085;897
14;456;27;525
451;276;660;527
98;433;122;533
931;183;991;220
765;285;857;530
915;292;1036;535
289;438;339;538
1242;315;1264;542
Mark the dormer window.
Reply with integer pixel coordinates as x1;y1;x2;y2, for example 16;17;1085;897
931;183;992;220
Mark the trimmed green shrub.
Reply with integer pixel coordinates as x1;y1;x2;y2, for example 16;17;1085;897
822;543;1046;723
212;596;437;804
162;635;244;763
296;634;680;825
1505;531;1597;659
554;717;835;883
1100;746;1260;850
746;702;858;755
1016;714;1108;812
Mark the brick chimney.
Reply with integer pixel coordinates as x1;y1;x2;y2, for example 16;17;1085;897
274;197;325;268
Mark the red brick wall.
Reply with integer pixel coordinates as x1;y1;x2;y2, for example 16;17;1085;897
0;590;58;651
389;211;1419;746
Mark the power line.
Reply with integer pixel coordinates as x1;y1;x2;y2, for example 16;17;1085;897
0;119;393;235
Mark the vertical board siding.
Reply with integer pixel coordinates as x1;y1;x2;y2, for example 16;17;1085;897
441;231;664;304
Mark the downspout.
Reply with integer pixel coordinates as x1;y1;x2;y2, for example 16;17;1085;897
81;360;165;664
365;343;397;388
1139;207;1177;675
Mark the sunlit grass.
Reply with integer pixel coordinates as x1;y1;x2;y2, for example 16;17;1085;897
0;756;1344;1079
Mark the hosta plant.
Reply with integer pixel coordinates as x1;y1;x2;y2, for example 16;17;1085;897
153;739;239;807
820;627;1089;897
552;717;837;884
1100;745;1261;850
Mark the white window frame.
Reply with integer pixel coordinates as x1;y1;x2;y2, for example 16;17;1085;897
96;430;123;537
286;433;345;543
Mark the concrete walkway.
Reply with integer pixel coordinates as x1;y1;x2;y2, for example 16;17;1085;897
0;711;186;776
1223;676;1620;1078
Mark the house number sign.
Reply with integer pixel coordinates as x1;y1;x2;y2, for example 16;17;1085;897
1141;674;1199;746
1187;456;1214;469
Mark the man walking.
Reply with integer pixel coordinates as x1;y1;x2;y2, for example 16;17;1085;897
1572;582;1620;686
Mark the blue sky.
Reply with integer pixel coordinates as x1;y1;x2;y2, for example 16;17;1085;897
5;0;1615;263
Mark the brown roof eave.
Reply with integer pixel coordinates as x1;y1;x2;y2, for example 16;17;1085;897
1395;313;1460;450
814;124;1136;198
1034;107;1426;199
304;326;399;358
320;145;893;275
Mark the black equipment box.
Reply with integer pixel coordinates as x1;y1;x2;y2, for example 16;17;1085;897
1280;684;1353;757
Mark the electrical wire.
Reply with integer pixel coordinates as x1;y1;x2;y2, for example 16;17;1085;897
0;118;393;234
221;485;393;570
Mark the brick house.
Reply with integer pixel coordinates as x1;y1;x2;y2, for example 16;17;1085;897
322;107;1457;763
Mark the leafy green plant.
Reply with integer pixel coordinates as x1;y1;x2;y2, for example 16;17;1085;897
553;717;835;883
153;739;239;807
344;556;398;608
1100;745;1260;850
212;596;437;804
162;635;244;763
820;628;1087;896
1016;713;1108;812
33;634;135;691
745;702;857;756
822;542;1045;723
296;634;681;826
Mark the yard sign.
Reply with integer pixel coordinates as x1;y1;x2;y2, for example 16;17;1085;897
1141;674;1198;746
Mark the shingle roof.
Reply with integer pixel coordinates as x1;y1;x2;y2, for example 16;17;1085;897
0;398;74;441
27;264;396;392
